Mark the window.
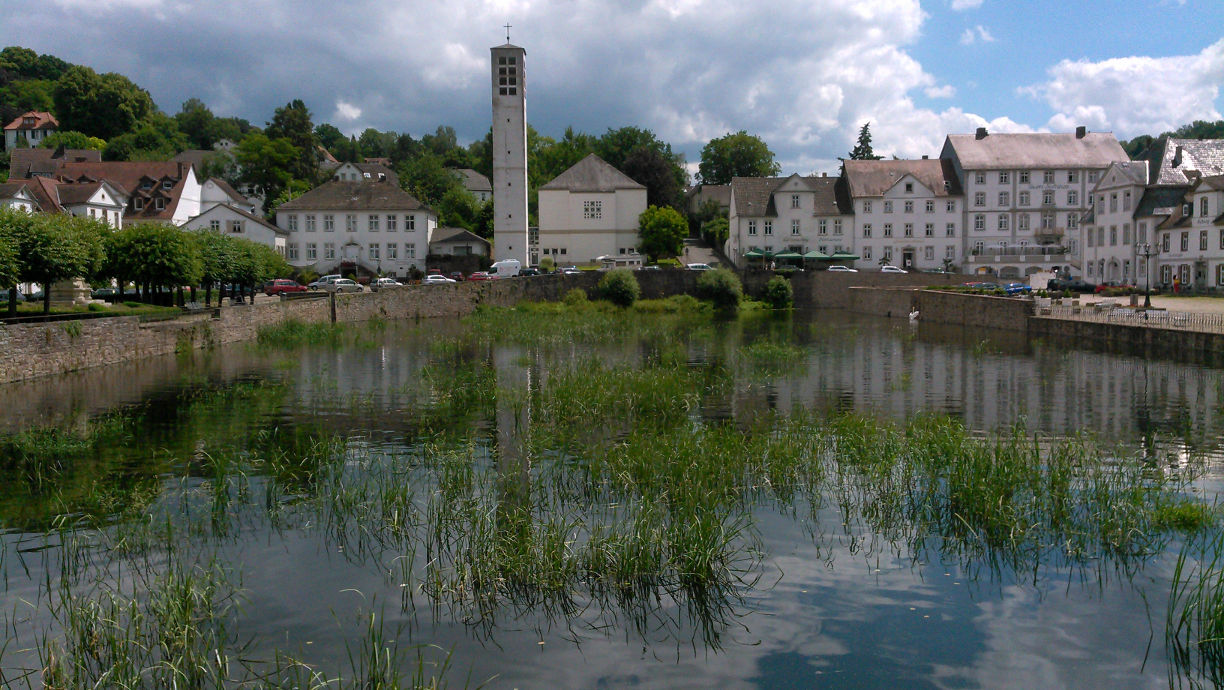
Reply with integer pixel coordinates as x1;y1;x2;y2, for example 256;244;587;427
925;246;934;260
1218;264;1224;287
1019;171;1030;184
1018;214;1029;231
387;243;397;259
905;182;914;193
1138;222;1147;244
791;194;800;209
904;200;914;213
1181;232;1189;252
386;215;397;231
1203;197;1210;217
227;220;244;234
1043;170;1054;184
406;242;416;258
999;171;1010;184
834;220;843;235
974;214;985;231
1097;227;1104;245
1067;171;1078;183
818;219;827;235
974;192;985;207
140;180;152;191
1068;190;1078;206
925;223;934;237
324;215;334;231
883;223;893;237
973;240;984;254
287;215;298;231
862;223;872;238
1220;229;1224;250
998;191;1009;206
946;246;955;259
998;215;1009;232
925;200;934;213
862;200;872;214
883;247;893;261
288;244;298;260
369;243;380;260
946;223;955;237
1068;214;1079;229
406;215;415;230
324;243;335;260
1109;227;1117;246
1123;223;1131;244
1087;228;1094;247
306;243;317;260
1043;190;1054;205
346;214;357;232
1162;233;1170;252
974;172;985;185
904;223;914;237
883;200;893;213
1042;213;1056;230
1088;171;1098;183
368;215;379;232
155;197;165;211
1019;191;1030;206
1202;231;1209;251
764;221;773;235
497;54;519;95
1110;194;1117;213
209;219;220;231
306;214;316;232
946;200;956;213
863;246;873;260
583;200;603;219
748;220;757;236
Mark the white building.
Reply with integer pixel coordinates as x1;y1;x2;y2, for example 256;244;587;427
726;174;854;267
940;127;1127;278
1140;138;1224;291
332;161;399;186
537;154;647;265
491;42;529;263
452;168;492;203
22;177;126;228
52;161;202;225
0;182;39;212
843;159;963;271
1081;160;1148;285
199;177;256;214
275;179;435;277
183;204;287;255
4;111;57;150
429;226;491;257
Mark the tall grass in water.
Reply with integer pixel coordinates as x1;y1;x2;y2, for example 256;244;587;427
1168;530;1224;687
255;319;346;348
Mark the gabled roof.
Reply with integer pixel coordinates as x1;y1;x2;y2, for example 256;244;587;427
1188;174;1224;193
276;180;431;213
686;184;732;206
1135;186;1190;219
0;182;34;200
188;202;286;235
55;161;194;222
730;174;853;218
843;158;962;198
1097;160;1149;189
452;168;492;193
941;131;1126;170
4;111;58;131
1138;138;1224;186
540;154;644;192
204;177;247;204
172;149;229;175
430;226;490;245
25;176;64;213
55;180;125;208
9;148;101;179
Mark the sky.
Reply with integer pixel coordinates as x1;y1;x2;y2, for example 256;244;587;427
4;0;1224;178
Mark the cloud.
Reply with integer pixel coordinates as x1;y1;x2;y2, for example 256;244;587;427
924;85;956;98
1023;38;1224;137
959;25;995;45
333;101;362;122
949;0;983;9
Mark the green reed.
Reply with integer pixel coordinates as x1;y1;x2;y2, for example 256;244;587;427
1168;530;1224;687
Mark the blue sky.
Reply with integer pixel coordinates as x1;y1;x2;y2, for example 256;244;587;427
3;0;1222;177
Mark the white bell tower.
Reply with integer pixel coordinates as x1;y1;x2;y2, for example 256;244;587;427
491;31;528;264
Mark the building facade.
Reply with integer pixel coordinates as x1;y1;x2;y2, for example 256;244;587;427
843;159;963;271
4;111;58;150
491;43;528;263
537;154;647;264
1081;160;1148;285
184;204;287;255
726;174;854;267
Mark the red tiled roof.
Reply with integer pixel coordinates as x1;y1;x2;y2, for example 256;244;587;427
55;161;193;222
4;111;58;132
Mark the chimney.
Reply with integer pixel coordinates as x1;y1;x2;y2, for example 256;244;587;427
1075;126;1087;139
975;127;988;140
1173;145;1183;168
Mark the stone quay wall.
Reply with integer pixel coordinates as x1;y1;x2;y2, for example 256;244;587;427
846;287;1035;332
1027;315;1224;364
741;269;973;310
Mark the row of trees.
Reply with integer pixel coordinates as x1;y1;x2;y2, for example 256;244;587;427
0;209;288;315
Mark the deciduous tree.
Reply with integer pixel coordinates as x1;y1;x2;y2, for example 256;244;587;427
698;131;780;184
637;205;687;261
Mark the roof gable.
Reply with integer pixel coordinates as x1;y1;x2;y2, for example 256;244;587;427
942;131;1127;170
189;202;286;234
843;158;962;198
540;154;645;192
276;180;431;213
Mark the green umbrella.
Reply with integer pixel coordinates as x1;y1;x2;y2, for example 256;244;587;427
744;249;765;258
802;250;830;260
828;252;860;261
773;251;803;259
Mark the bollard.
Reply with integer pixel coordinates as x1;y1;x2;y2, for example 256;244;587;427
330;291;337;323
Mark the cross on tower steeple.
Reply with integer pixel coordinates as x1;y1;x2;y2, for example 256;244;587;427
504;23;512;43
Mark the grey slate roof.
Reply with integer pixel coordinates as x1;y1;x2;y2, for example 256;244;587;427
0;182;32;200
540;154;644;192
1135;186;1190;219
191;203;286;234
430;226;490;246
941;131;1127;170
1101;160;1149;187
730;174;853;218
1139;138;1224;186
843;158;962;197
353;162;399;186
276;180;430;213
172;149;228;174
9;148;101;179
452;168;492;193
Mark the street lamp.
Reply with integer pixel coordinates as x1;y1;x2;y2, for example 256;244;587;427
1135;242;1159;309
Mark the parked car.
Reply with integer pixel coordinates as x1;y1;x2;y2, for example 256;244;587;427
489;259;522;278
518;267;541;277
263;279;307;296
880;265;908;273
686;263;713;271
1094;281;1137;294
1003;282;1032;295
562;268;582;275
962;281;1001;291
638;265;661;271
826;265;858;272
308;274;342;290
370;277;403;291
323;278;363;293
423;274;456;284
1047;277;1096;293
467;271;492;281
449;271;465;281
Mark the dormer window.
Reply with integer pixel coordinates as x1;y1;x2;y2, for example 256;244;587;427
140;180;153;190
155;197;165;211
133;198;144;211
904;182;913;193
162;180;173;190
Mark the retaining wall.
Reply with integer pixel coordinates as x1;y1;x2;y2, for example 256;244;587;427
742;269;973;309
846;287;1035;331
1027;316;1224;364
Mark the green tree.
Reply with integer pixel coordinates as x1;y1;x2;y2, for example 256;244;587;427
401;152;465;206
314;123;346;153
0;209;25;314
192;230;238;306
104;223;201;304
16;212;108;313
848;122;882;160
357;128;397;160
698;131;780;184
234;133;298;203
52;66;154;140
175;97;218;150
762;275;793;309
265;99;317;180
40;131;106;150
700;216;730;248
696;268;743;313
597;127;687;207
637;205;688;261
103;111;187;161
597;269;641;307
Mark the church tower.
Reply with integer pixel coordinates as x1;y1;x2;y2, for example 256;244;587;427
491;39;528;264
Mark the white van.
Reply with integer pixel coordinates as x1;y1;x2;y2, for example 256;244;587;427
488;259;521;278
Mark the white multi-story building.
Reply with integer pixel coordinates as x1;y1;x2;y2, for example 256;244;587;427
537;154;646;264
3;111;57;150
726;174;854;267
1081;160;1148;285
940;127;1127;278
843;159;963;271
491;42;528;263
21;177;126;228
1139;138;1224;291
184;204;287;255
275;180;435;277
0;182;39;212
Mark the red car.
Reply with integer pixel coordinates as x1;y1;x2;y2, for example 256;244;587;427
263;279;307;296
449;271;465;281
467;271;492;281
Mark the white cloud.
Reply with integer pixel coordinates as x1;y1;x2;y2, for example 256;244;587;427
959;25;994;45
333;100;362;122
949;0;983;9
925;84;956;98
1023;38;1224;137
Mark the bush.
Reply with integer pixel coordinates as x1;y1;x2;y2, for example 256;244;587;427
87;302;106;312
563;288;588;306
696;268;743;312
762;275;793;309
597;269;640;308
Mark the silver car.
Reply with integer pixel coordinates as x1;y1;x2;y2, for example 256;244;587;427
323;278;363;293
